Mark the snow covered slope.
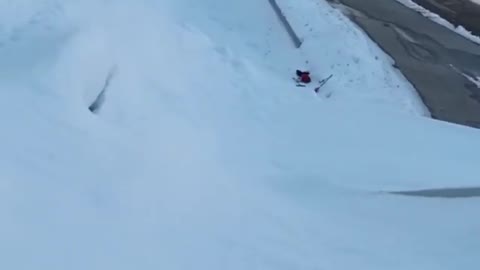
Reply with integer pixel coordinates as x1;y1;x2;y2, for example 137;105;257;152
1;0;480;269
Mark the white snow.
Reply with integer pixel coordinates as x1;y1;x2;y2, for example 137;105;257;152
470;0;480;5
396;0;480;44
1;0;480;270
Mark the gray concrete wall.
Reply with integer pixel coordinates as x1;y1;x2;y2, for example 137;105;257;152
413;0;480;35
268;0;303;48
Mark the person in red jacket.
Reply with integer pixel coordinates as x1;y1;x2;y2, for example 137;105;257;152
296;70;311;83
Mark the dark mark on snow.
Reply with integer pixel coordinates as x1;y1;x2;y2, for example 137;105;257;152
390;187;480;198
89;67;116;114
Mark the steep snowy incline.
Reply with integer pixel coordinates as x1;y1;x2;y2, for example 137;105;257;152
276;0;429;115
164;0;429;116
0;0;479;270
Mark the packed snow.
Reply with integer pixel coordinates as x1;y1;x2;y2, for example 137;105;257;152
1;0;480;269
396;0;480;44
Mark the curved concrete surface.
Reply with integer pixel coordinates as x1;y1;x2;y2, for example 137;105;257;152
413;0;480;36
329;0;480;128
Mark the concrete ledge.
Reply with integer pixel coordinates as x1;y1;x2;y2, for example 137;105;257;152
268;0;303;48
334;0;480;128
413;0;480;35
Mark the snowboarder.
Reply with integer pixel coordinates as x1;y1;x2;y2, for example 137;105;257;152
293;70;333;95
296;70;311;84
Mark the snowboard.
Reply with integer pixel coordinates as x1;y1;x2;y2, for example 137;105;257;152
314;74;333;93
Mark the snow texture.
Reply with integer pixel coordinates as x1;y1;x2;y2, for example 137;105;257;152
396;0;480;44
0;0;479;270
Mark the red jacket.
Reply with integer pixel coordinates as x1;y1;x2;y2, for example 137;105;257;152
300;73;311;83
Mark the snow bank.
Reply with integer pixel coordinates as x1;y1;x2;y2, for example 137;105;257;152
0;0;479;269
396;0;480;44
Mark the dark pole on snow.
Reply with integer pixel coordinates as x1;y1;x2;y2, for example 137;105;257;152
268;0;303;48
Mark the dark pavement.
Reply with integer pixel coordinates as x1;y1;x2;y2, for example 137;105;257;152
329;0;480;128
413;0;480;36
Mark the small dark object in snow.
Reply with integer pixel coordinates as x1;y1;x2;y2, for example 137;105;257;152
296;70;311;83
314;74;334;93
